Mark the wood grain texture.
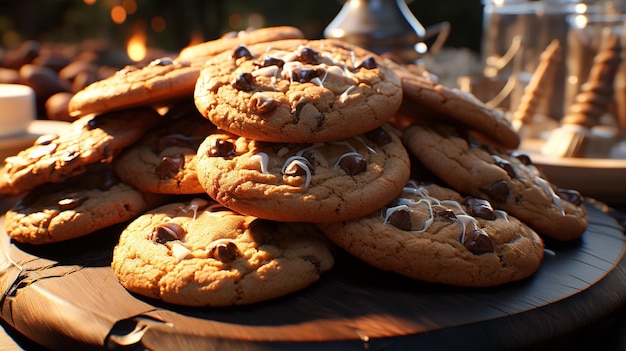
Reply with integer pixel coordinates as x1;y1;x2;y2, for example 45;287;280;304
0;199;623;350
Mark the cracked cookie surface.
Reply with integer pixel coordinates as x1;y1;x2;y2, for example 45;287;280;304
318;181;545;287
403;123;588;241
194;39;403;143
5;164;165;244
111;198;335;306
0;107;160;196
114;105;216;194
69;26;305;117
195;124;411;223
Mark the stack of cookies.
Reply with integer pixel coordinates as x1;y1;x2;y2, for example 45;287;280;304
0;26;589;307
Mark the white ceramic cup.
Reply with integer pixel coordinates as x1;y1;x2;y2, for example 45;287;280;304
0;84;36;138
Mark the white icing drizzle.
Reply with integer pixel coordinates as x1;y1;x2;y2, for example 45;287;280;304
340;86;357;103
495;210;509;222
281;155;313;188
534;177;565;215
251;65;279;78
181;198;209;220
352;136;377;154
249;152;269;174
282;61;303;81
457;214;480;244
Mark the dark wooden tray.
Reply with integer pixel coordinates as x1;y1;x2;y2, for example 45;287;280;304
0;199;624;351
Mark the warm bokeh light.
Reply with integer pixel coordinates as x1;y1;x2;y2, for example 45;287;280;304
228;13;243;29
127;29;147;62
248;13;265;29
151;16;166;33
110;5;127;24
122;0;137;14
83;0;96;5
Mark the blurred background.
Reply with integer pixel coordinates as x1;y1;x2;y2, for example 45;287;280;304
0;0;483;58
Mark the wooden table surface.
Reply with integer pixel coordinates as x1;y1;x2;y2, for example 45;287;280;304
0;199;624;351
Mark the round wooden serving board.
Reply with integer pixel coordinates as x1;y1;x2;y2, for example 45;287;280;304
0;199;624;351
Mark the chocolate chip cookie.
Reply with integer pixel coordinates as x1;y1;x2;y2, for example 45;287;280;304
114;104;215;194
111;197;335;306
318;181;544;287
403;123;588;241
68;26;305;117
194;39;403;143
195;124;411;223
0;107;160;196
5;164;166;244
390;61;520;150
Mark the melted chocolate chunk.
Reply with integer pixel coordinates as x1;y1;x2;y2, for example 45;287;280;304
283;158;313;176
151;222;186;244
61;148;80;163
364;127;391;146
433;205;457;223
209;240;240;263
250;94;279;114
483;179;510;204
232;72;255;91
357;56;377;69
298;47;319;64
463;229;494;255
556;188;584;206
232;45;253;60
156;155;184;179
261;56;284;68
94;169;119;191
338;154;367;176
208;139;236;158
293;67;323;83
58;193;88;210
388;208;412;230
463;197;496;220
494;158;516;178
510;151;533;166
86;115;106;130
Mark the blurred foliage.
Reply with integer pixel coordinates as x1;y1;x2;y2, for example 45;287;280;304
0;0;483;52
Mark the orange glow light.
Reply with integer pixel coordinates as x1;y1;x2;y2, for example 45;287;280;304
111;5;127;24
151;16;166;33
127;29;147;62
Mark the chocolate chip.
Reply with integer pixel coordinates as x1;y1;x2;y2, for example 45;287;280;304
208;139;236;158
433;205;457;223
364;127;391;146
556;188;584;206
209;240;240;263
61;148;80;163
511;151;533;166
483;179;510;204
293;67;323;83
494;158;516;178
463;197;496;220
261;56;284;68
298;47;319;64
94;169;119;190
151;222;186;244
338;154;367;176
463;229;494;255
57;193;88;210
156;155;184;179
232;45;253;60
357;56;377;69
250;93;279;114
232;72;255;91
388;208;412;230
283;158;313;176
